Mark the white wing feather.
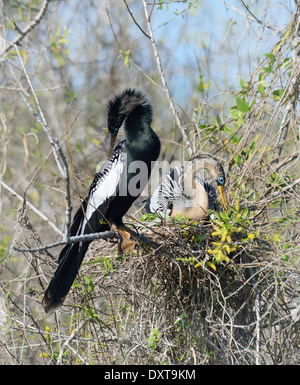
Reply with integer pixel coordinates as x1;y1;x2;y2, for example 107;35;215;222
78;140;126;235
86;159;125;221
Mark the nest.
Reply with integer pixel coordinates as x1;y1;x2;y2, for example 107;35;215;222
39;216;298;365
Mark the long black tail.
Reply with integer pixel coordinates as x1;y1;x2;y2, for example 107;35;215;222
43;201;91;312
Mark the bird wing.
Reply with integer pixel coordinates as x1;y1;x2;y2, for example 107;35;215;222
146;166;184;214
81;140;126;233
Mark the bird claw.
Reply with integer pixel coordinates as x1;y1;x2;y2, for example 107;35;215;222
117;229;136;254
110;224;140;254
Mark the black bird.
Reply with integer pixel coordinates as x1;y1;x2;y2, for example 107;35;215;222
146;154;227;219
43;89;161;312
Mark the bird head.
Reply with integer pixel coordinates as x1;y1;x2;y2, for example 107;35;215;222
107;93;128;156
190;154;229;211
216;175;228;211
106;89;151;156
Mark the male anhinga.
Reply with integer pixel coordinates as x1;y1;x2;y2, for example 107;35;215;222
43;89;161;312
146;154;227;219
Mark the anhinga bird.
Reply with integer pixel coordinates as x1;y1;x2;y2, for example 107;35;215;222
43;89;161;312
146;154;227;220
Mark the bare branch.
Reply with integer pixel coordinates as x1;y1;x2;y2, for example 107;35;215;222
123;0;150;39
0;180;62;237
13;231;115;253
240;0;279;32
57;320;89;365
142;0;194;157
15;46;72;241
0;0;53;58
273;8;300;161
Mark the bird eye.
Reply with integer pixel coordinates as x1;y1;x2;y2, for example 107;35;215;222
217;177;224;185
109;126;119;136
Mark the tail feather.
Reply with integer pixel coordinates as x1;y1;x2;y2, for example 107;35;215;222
42;240;90;312
43;200;93;312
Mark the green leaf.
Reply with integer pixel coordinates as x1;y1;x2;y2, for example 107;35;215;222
264;53;276;64
230;108;244;124
240;78;248;89
119;49;132;67
84;276;95;292
258;83;265;96
262;66;272;74
236;97;249;113
215;114;222;126
281;57;291;70
234;153;241;165
272;89;285;100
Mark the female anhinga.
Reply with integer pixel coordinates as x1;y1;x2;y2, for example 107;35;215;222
146;154;227;219
43;89;161;312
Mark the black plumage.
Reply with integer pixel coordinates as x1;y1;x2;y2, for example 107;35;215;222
42;89;160;312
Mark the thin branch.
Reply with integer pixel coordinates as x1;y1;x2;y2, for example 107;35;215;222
65;103;81;239
123;0;150;39
15;45;72;241
13;228;168;255
273;10;300;161
247;176;300;210
0;180;62;237
0;0;52;58
0;84;66;93
142;0;194;157
240;0;278;32
13;231;115;253
56;320;88;365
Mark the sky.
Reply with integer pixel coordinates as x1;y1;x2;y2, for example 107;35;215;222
52;0;295;107
148;0;294;102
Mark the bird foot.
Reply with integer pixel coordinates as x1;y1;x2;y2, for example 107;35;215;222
117;229;137;254
111;224;140;254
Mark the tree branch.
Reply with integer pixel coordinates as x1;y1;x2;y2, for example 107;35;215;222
240;0;278;32
0;0;52;58
123;0;150;39
142;0;194;157
15;45;72;241
273;9;300;161
0;180;63;237
13;230;116;253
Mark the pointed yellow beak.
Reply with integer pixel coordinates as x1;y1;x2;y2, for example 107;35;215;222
218;185;228;211
108;133;117;157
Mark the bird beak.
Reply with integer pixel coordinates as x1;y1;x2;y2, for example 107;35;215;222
218;185;228;211
108;133;118;157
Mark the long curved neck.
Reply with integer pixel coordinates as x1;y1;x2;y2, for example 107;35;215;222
124;104;152;135
181;161;209;218
124;104;159;163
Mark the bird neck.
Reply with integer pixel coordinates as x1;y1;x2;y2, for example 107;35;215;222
181;160;210;217
124;104;159;162
124;104;152;134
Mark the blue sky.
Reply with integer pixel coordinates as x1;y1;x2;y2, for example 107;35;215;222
55;0;295;108
148;0;294;103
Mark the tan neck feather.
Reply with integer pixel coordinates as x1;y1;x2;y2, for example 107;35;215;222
171;169;209;219
181;159;216;219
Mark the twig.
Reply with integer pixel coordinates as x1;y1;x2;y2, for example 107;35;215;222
240;0;278;32
142;0;194;157
123;0;150;39
273;11;300;161
0;0;52;58
0;180;62;236
249;265;260;365
65;102;81;239
56;320;88;365
15;45;72;241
